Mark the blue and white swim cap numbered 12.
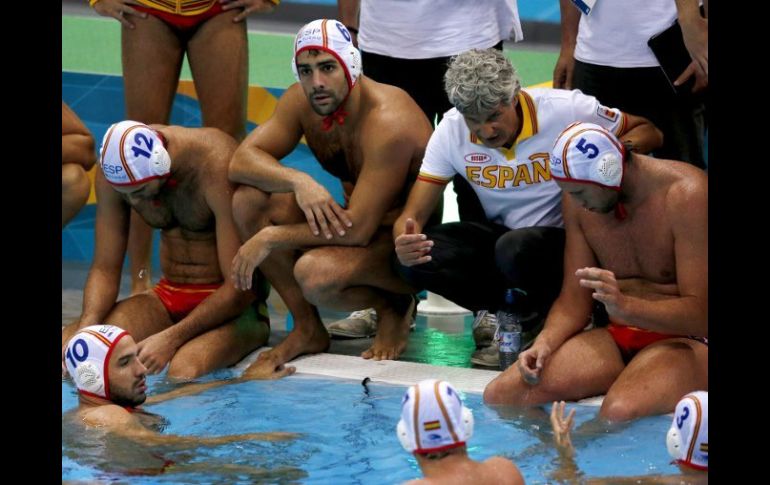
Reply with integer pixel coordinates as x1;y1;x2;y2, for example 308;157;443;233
99;120;171;186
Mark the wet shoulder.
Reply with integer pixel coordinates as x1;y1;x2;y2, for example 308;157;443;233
485;456;523;481
81;404;134;428
363;81;432;139
661;159;708;211
187;128;237;180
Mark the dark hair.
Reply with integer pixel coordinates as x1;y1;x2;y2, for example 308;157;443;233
421;450;451;460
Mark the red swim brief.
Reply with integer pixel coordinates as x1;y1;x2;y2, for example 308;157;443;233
607;322;708;362
153;277;220;319
134;2;223;31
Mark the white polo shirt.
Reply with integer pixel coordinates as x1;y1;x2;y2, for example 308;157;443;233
418;88;628;229
359;0;522;59
574;0;678;68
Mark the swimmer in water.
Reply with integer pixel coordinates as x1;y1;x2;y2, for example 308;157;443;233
397;379;524;485
64;324;297;444
549;393;708;483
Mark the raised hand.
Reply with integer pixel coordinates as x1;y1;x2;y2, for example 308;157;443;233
575;267;628;321
394;218;433;267
137;331;178;375
550;400;576;454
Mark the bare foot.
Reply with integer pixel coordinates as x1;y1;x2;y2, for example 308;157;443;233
361;296;415;361
270;319;330;365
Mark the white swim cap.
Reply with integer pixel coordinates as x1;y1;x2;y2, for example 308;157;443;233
396;379;474;454
667;391;708;470
64;325;128;400
550;122;625;190
292;19;362;91
99;120;171;186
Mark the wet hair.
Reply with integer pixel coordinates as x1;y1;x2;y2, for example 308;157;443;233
444;48;521;116
421;450;451;460
419;445;466;461
299;49;324;58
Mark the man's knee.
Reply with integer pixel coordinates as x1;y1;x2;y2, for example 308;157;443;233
232;185;270;240
294;252;344;305
62;322;80;346
167;353;210;380
62;164;91;203
599;394;646;422
483;371;528;405
483;378;509;405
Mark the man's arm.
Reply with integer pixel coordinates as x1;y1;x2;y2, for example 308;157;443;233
517;194;598;383
393;180;446;238
256;126;410;248
616;113;664;155
553;0;580;89
674;0;708;92
145;380;233;404
584;179;708;337
62;101;96;170
229;86;305;193
337;0;360;46
392;179;446;267
569;91;663;155
328;125;416;245
232;117;419;289
77;174;131;328
535;195;598;348
137;132;254;373
229;85;352;238
548;401;584;483
83;405;296;448
146;362;296;404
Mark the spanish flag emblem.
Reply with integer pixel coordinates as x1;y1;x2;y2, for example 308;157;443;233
424;420;441;431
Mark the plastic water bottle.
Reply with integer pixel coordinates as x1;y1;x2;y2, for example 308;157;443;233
497;288;524;371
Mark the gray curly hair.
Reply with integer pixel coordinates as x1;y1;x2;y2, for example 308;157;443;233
444;49;521;116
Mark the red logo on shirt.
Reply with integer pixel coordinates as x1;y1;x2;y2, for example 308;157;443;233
597;105;618;122
464;153;491;164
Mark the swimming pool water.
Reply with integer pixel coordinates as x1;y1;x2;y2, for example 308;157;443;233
63;373;676;484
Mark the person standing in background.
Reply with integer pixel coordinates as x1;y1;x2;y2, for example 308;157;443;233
88;0;279;294
553;0;707;168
